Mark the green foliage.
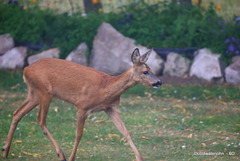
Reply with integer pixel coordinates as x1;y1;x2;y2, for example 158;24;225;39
0;70;26;91
114;1;240;63
0;3;121;59
0;1;239;63
0;5;47;43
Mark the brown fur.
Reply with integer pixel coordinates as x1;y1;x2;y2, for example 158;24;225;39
3;48;161;161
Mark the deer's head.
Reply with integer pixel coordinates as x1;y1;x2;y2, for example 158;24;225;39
131;48;162;88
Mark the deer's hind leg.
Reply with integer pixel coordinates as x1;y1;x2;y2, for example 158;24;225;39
3;89;39;158
37;93;66;161
69;109;87;161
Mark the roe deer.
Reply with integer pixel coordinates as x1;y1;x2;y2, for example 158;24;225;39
2;48;162;161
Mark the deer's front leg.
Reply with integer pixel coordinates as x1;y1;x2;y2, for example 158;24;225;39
105;106;143;161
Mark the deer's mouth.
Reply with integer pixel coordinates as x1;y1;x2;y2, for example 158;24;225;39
152;81;162;88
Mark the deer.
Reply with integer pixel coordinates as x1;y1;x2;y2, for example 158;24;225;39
2;48;162;161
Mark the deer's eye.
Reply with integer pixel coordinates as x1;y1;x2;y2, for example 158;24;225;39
143;71;149;75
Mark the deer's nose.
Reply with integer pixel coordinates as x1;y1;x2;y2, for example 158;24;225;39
152;81;162;88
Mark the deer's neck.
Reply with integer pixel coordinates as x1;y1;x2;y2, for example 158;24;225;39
104;67;137;97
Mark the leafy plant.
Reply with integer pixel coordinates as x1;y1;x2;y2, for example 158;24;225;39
0;0;239;64
113;1;240;62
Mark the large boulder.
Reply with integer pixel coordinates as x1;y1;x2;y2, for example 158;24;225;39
90;22;164;75
190;48;225;83
0;34;15;55
163;52;191;77
65;42;88;66
225;56;240;85
28;48;60;65
0;47;27;69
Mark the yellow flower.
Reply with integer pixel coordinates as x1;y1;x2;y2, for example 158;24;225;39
23;6;28;10
92;0;98;4
216;5;222;11
193;0;199;4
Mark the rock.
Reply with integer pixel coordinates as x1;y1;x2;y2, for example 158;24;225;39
163;52;191;77
0;47;27;69
90;22;164;75
66;42;88;66
232;56;240;63
225;56;240;85
190;48;225;83
0;34;15;55
28;48;60;65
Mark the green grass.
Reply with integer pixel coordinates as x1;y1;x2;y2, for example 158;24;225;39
0;71;240;160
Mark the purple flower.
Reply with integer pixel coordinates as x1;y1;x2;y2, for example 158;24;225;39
129;14;134;19
125;18;131;23
235;17;240;21
118;14;133;25
231;37;237;42
8;0;19;5
118;20;125;25
217;20;222;25
13;0;18;5
224;38;230;44
235;50;239;55
228;44;235;52
208;16;212;21
124;14;134;19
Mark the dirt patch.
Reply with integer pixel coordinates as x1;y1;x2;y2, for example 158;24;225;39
158;75;211;85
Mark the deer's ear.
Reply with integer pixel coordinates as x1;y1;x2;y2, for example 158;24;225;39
140;49;152;63
131;48;140;64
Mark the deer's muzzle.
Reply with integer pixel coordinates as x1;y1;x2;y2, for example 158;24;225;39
152;81;162;88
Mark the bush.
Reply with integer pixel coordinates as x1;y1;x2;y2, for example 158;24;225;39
0;2;112;59
113;1;240;64
0;0;239;64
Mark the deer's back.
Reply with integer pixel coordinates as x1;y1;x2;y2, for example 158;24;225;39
23;58;110;105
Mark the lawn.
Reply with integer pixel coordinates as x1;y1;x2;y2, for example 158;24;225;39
0;71;240;161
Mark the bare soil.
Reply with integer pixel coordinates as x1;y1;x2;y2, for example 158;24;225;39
158;75;211;85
